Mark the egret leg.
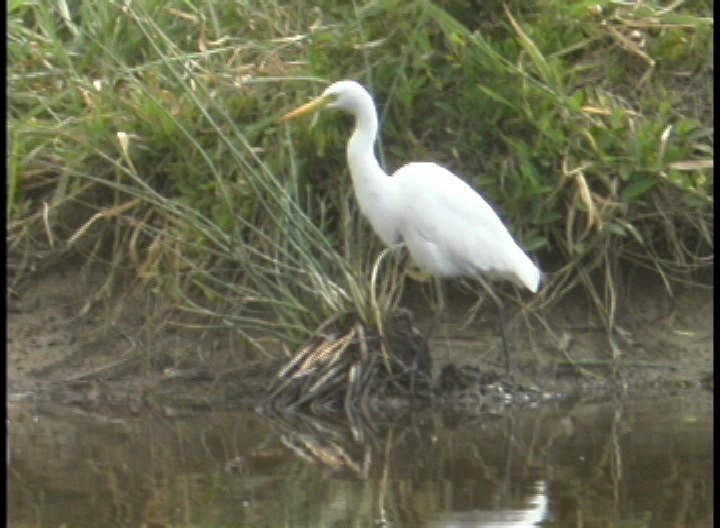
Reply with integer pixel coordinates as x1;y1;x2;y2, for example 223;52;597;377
475;276;511;376
427;278;446;340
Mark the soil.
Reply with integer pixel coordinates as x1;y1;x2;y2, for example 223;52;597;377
7;257;714;408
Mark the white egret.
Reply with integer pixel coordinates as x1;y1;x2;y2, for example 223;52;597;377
282;80;541;373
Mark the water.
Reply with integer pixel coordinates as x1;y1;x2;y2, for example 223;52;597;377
9;391;712;527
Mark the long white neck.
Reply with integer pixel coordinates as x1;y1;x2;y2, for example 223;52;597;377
346;104;384;183
345;103;399;246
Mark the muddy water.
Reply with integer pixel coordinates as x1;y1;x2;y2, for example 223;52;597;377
8;391;712;527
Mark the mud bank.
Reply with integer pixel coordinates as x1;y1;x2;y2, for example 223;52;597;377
8;259;713;409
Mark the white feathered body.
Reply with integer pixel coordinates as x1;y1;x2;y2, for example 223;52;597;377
353;161;540;293
298;80;540;294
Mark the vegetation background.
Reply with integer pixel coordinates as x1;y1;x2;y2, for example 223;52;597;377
8;0;713;357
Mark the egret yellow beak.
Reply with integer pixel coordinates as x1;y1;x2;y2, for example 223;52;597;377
281;95;332;121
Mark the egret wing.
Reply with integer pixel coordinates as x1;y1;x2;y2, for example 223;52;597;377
392;163;539;290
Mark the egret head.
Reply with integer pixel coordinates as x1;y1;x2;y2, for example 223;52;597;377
321;81;373;113
282;80;374;121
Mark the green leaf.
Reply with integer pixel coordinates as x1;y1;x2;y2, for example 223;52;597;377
521;234;547;251
621;177;656;201
617;220;644;244
9;0;33;13
567;91;585;112
505;7;557;87
659;14;714;27
477;85;518;110
605;222;627;237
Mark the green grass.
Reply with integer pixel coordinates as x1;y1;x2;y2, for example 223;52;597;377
8;0;713;352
